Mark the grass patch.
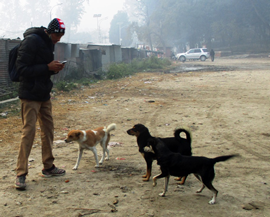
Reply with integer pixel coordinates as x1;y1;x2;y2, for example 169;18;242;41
0;100;20;119
56;56;172;91
107;56;171;79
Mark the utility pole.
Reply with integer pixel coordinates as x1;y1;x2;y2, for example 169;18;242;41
93;14;102;43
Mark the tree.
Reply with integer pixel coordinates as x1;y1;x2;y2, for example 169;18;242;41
0;0;88;42
57;0;88;42
124;0;270;52
124;0;159;50
24;0;51;25
109;11;132;46
0;1;27;38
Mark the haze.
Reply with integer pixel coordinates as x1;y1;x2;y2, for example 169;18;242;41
0;0;125;42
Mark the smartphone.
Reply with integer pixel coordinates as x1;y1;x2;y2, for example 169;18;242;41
61;61;67;64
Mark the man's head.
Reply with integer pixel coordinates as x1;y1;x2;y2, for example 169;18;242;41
46;18;65;44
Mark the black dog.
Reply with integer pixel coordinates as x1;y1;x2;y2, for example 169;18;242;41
127;124;192;183
145;138;238;204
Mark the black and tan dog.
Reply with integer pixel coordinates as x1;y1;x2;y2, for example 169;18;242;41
145;138;238;204
127;124;192;183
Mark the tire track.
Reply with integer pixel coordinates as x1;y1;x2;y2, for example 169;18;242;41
224;134;270;162
206;102;270;162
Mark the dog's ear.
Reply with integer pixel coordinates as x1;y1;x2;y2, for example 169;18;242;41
137;124;149;133
75;132;81;137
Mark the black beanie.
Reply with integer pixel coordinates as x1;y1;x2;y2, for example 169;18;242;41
47;18;65;34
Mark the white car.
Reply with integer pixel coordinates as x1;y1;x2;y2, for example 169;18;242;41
176;48;210;62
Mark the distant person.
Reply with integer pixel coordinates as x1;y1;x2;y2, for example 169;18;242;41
210;49;215;62
15;18;66;190
171;52;176;60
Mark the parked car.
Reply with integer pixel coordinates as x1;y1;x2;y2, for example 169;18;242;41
176;48;210;62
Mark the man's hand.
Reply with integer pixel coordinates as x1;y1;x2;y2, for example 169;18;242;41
47;60;65;73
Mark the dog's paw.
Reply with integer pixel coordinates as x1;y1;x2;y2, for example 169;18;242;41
174;177;182;181
73;167;78;170
159;192;166;197
208;199;216;205
153;182;157;187
196;185;205;193
105;157;109;161
95;165;100;168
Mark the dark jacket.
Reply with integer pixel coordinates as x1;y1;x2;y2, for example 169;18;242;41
16;27;55;101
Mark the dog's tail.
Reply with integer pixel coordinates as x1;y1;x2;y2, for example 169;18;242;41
106;123;116;133
174;127;192;144
212;154;239;164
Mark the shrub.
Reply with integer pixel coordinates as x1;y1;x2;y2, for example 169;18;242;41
55;81;78;92
64;66;84;81
107;63;133;79
106;57;171;79
0;83;19;101
54;56;172;91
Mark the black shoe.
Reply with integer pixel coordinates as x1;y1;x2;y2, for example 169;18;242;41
42;165;66;178
15;176;26;190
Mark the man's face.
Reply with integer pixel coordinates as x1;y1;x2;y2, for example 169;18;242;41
50;33;64;44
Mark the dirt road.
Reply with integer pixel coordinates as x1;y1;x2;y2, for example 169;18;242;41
0;57;269;217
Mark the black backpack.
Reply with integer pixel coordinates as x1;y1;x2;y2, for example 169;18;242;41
8;43;21;82
8;34;41;82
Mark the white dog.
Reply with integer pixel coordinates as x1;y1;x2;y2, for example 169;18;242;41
65;123;116;169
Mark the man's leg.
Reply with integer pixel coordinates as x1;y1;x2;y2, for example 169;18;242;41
39;100;65;177
38;100;55;170
16;100;40;177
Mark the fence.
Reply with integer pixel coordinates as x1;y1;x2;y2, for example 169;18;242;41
0;38;152;99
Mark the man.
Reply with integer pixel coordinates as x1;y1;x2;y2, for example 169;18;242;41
15;18;66;190
210;49;215;62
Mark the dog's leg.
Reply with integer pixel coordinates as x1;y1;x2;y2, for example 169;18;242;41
91;146;100;168
175;176;187;185
105;135;110;161
203;181;218;205
142;158;152;181
194;174;205;193
105;147;109;161
153;175;158;187
174;177;182;181
159;175;170;197
200;171;218;204
73;147;83;170
99;141;106;165
153;172;168;187
143;167;151;181
205;183;218;204
196;184;205;193
209;191;218;205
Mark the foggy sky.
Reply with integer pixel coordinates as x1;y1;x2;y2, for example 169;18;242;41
0;0;125;42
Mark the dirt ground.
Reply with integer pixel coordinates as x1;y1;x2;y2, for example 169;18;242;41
0;57;270;217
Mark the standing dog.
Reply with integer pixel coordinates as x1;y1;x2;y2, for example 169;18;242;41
145;138;238;204
65;123;116;169
127;124;192;183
